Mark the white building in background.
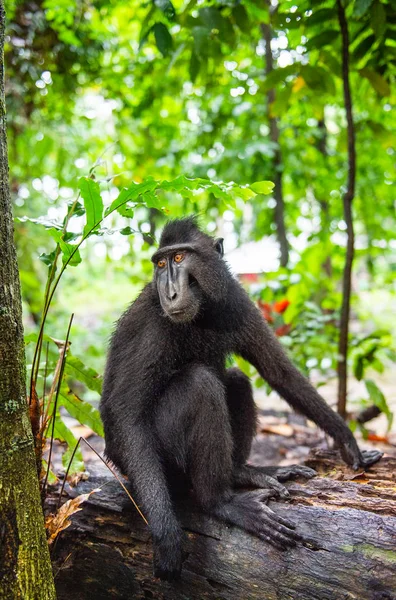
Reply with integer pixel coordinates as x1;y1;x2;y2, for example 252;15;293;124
225;237;280;278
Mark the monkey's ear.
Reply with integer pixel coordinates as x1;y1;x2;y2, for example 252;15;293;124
214;238;224;257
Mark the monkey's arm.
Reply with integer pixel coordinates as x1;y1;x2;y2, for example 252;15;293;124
236;300;382;470
104;403;183;581
101;316;184;581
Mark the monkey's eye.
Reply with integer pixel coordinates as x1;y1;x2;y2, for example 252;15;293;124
174;253;185;264
157;258;167;268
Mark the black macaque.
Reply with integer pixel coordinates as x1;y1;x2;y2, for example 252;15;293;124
100;216;382;581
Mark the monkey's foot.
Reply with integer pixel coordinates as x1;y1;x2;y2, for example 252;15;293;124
358;449;383;468
259;464;318;483
233;465;291;500
340;438;384;470
213;490;303;550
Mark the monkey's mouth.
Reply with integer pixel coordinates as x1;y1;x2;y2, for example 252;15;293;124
166;306;197;323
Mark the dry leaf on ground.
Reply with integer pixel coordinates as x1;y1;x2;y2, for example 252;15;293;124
46;487;101;544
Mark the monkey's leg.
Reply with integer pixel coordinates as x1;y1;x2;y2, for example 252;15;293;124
170;365;301;550
155;363;233;503
224;367;257;466
224;368;295;499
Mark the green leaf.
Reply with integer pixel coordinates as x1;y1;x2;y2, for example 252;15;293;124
78;177;104;238
154;0;175;20
353;34;375;62
153;22;173;57
17;215;63;230
305;30;339;51
119;226;134;236
232;4;250;33
354;356;364;381
370;2;386;38
192;26;210;58
24;331;54;345
353;0;374;18
50;230;82;267
364;379;393;431
41;459;58;484
105;178;158;216
199;6;223;30
199;7;235;46
359;68;391;96
189;50;201;83
307;9;336;26
142;190;163;209
39;249;57;269
59;385;104;437
64;354;103;394
249;181;275;195
139;5;156;49
51;413;85;474
300;65;336;95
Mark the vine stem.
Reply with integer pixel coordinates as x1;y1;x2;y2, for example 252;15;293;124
336;0;356;419
28;185;141;406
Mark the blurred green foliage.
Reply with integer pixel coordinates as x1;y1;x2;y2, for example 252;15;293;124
4;0;395;470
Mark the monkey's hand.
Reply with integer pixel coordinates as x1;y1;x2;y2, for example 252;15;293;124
234;466;290;500
234;464;316;497
152;530;183;581
214;490;303;551
340;437;383;470
269;465;317;482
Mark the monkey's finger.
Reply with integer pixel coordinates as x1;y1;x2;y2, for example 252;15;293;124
257;477;290;500
242;489;277;502
352;450;383;470
359;449;383;467
259;527;297;549
275;465;317;482
269;481;290;500
252;489;279;501
258;512;303;542
288;465;317;479
264;508;297;530
258;533;288;552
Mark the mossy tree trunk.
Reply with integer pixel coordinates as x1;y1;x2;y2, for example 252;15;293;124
0;4;56;598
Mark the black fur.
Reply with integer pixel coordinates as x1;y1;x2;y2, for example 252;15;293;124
100;216;382;581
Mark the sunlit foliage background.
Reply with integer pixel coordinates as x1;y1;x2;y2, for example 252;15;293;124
4;0;395;470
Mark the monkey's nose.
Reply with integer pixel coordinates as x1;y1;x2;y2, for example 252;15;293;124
166;286;177;301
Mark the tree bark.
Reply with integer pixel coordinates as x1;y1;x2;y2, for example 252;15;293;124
50;451;396;600
0;4;56;598
261;12;289;268
316;118;332;278
336;0;356;419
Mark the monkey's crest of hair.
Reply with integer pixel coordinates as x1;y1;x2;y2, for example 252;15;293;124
159;216;213;251
156;216;229;304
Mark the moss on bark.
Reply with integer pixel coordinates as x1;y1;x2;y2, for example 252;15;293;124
0;4;56;598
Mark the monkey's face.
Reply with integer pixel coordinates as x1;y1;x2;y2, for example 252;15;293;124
153;246;203;323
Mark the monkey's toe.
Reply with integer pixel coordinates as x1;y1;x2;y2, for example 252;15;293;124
275;465;317;482
356;449;383;469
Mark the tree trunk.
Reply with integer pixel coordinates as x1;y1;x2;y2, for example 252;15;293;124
261;12;289;268
336;0;356;419
0;4;56;598
50;451;396;600
316;118;332;278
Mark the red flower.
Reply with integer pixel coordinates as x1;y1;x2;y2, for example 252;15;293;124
273;299;290;314
275;324;291;337
241;273;259;283
258;300;273;323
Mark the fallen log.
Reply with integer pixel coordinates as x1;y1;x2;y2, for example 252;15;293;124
49;451;396;600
